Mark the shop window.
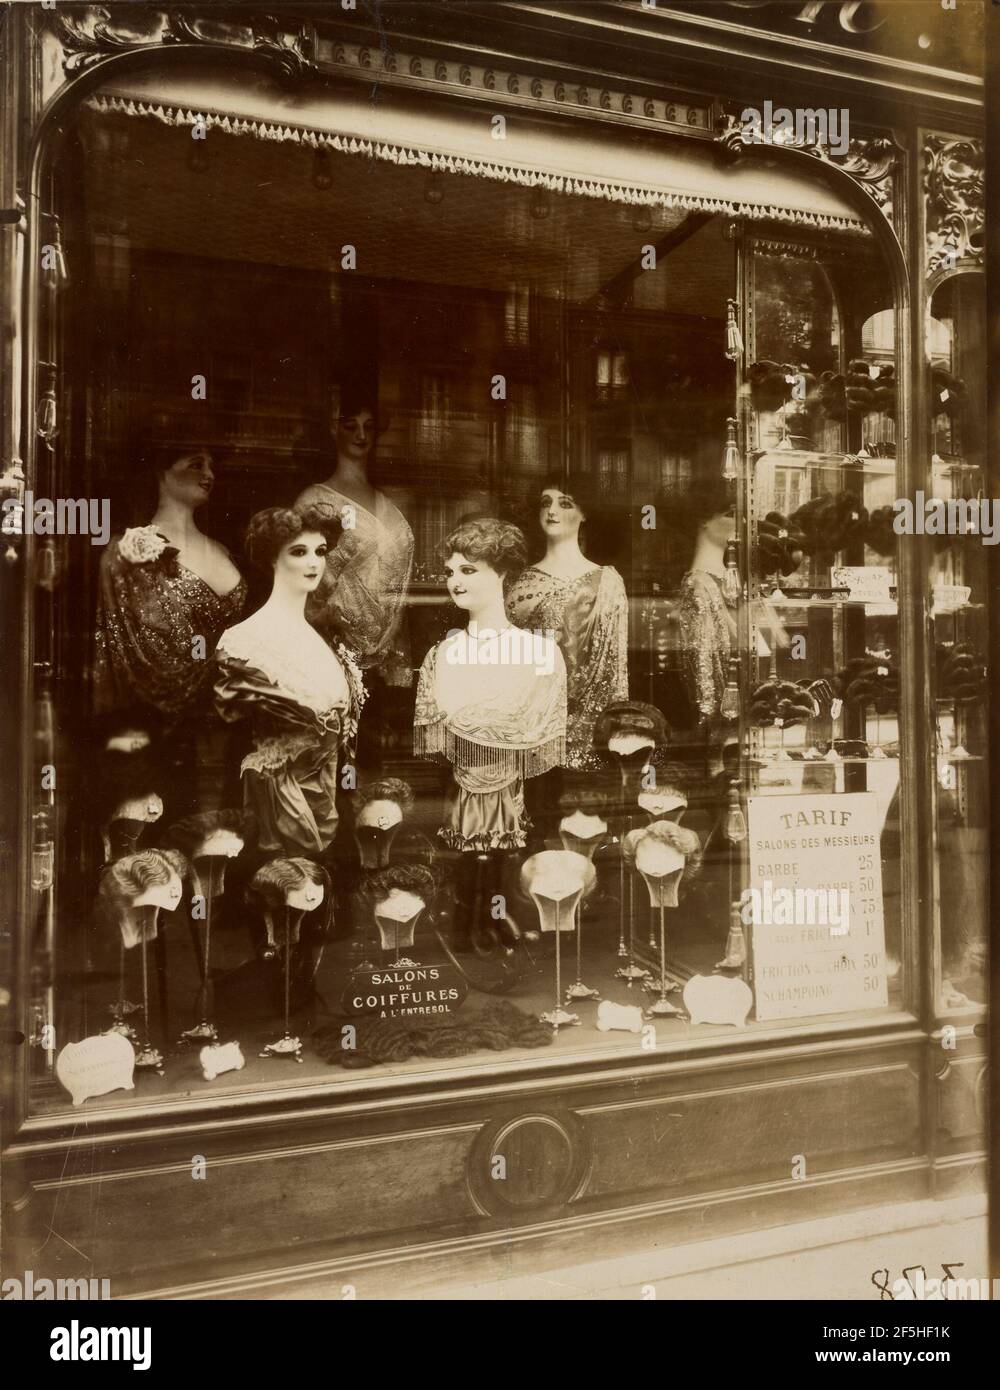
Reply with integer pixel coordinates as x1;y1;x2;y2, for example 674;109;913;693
20;92;933;1120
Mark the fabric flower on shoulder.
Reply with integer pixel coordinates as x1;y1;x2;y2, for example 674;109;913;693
118;526;175;566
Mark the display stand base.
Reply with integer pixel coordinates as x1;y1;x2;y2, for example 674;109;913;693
259;1035;303;1062
179;1021;218;1045
540;1006;580;1030
105;1019;139;1043
566;982;600;1001
644;997;682;1018
615;962;651;984
134;1044;164;1074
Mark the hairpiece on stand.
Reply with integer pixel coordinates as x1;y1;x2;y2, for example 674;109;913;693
937;642;987;707
792;491;868;559
248;857;332;1063
98;847;187;1072
864;504;899;556
520;850;596;1030
593;700;669;761
353;777;415;869
624;821;701;1018
165;810;251;1047
362;863;437;963
755;512;806;578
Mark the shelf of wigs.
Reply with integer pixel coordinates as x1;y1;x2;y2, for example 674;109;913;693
38;805;906;1115
38;919;907;1114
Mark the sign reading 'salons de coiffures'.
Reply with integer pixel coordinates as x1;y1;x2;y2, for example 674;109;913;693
343;964;468;1020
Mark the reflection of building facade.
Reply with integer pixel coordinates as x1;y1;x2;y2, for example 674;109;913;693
0;4;987;1295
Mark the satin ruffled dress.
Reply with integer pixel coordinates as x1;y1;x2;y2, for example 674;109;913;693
214;617;364;855
414;628;567;851
506;564;628;768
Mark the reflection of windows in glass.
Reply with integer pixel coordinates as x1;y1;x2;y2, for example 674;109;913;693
503;384;543;473
773;466;806;517
861;309;894;365
597;445;629;493
595;349;629;402
504;285;531;347
412;499;469;583
415;372;450;455
659;445;692;494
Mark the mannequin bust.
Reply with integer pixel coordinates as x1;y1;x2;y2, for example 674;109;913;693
215;507;365;856
94;427;246;720
507;478;628;769
149;447;242;603
297;396;415;686
414;518;567;853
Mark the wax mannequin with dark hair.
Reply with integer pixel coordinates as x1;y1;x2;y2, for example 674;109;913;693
214;507;366;856
94;417;246;720
507;478;628;770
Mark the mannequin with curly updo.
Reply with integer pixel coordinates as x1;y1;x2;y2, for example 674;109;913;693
413;516;566;859
214;507;366;856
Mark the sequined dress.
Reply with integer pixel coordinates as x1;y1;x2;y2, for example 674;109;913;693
94;534;247;719
676;570;736;723
506;565;628;769
214;615;365;855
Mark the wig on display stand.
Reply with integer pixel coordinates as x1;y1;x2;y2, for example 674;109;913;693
165;810;250;1048
97;848;187;1073
246;857;332;1061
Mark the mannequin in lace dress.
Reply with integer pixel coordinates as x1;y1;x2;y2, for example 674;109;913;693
296;397;414;687
414;518;566;853
507;478;628;770
214;507;365;856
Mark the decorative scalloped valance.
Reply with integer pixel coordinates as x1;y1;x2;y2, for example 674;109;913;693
86;66;870;234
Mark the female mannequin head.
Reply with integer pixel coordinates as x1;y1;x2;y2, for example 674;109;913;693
134;409;218;521
245;506;344;599
536;477;600;553
442;517;527;614
334;392;379;473
662;476;735;589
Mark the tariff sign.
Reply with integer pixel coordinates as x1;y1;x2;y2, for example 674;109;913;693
748;792;888;1021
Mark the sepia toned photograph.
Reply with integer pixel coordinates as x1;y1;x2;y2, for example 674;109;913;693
0;0;993;1339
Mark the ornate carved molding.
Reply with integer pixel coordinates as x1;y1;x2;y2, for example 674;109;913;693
924;134;984;277
716;109;900;228
48;5;714;138
312;34;713;136
50;5;311;79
